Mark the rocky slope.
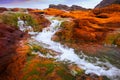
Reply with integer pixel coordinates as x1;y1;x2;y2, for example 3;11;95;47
33;4;120;69
0;23;30;80
49;4;87;11
0;9;51;80
95;0;120;8
37;4;120;47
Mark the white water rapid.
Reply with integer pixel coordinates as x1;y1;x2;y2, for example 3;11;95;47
19;16;120;80
18;17;33;32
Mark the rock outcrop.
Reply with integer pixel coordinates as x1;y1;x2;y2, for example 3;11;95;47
0;11;50;32
49;4;69;11
0;23;29;80
0;7;8;13
40;5;120;68
49;4;87;11
41;4;120;69
95;0;120;8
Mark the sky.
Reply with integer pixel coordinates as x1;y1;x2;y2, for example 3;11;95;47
0;0;102;9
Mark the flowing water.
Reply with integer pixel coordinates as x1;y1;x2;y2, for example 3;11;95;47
18;16;120;80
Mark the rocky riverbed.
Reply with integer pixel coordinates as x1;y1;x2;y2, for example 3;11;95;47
0;3;120;80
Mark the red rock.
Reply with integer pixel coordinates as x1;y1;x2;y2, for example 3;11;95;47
51;35;60;42
49;4;87;11
0;23;28;80
11;8;20;12
116;37;120;46
0;7;8;13
27;8;35;12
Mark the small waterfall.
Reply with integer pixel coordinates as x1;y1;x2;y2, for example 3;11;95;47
17;17;25;31
31;16;120;80
17;17;33;33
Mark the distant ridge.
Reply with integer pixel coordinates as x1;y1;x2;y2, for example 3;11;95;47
49;4;87;11
95;0;120;8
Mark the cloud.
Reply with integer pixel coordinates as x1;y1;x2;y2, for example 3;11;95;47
0;0;102;9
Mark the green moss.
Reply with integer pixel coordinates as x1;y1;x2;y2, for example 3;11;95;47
23;54;77;80
57;69;75;80
45;64;55;75
76;70;84;76
1;13;18;28
31;44;41;52
26;55;36;61
104;33;120;45
55;62;76;80
56;21;75;43
23;59;55;80
31;44;47;55
0;12;40;31
23;69;40;80
103;76;110;80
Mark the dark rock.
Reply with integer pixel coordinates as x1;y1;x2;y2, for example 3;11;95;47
96;13;109;18
95;0;120;8
49;4;87;11
27;8;34;12
49;4;69;11
76;73;103;80
0;7;8;13
11;8;20;12
0;23;27;80
70;5;87;11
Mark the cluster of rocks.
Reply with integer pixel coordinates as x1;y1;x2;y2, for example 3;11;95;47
49;4;87;11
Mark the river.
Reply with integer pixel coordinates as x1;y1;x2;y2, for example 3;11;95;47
18;16;120;80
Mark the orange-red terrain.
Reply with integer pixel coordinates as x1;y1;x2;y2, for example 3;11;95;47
0;23;29;80
0;3;120;80
33;4;120;53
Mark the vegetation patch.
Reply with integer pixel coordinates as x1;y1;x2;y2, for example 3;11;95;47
22;56;77;80
104;32;120;45
0;12;50;32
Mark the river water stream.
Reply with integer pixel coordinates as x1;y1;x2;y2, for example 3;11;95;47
18;16;120;80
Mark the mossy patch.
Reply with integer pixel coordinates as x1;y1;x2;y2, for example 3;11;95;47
54;21;75;43
0;12;49;32
22;56;77;80
0;13;37;27
104;32;120;45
